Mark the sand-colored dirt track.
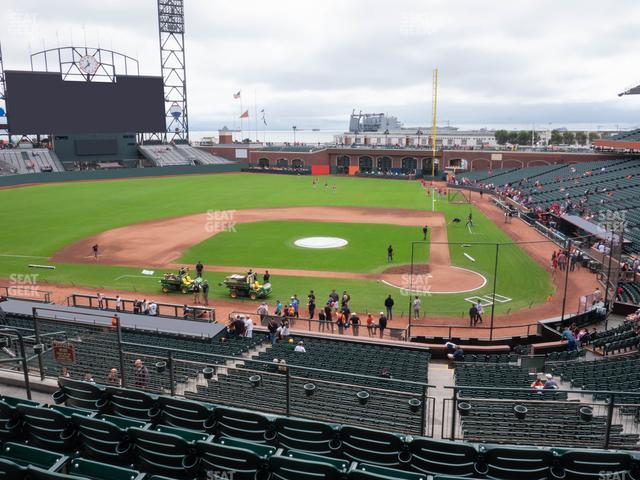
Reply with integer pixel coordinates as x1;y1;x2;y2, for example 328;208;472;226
51;206;486;294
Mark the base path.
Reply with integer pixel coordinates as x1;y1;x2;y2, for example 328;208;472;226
51;206;485;294
407;185;601;337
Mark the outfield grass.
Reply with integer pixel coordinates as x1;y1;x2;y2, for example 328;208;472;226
0;173;555;317
0;174;428;256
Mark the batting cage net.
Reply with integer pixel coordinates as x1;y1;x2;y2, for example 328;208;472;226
447;188;471;204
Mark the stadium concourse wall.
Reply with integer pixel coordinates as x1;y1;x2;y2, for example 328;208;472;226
0;163;247;188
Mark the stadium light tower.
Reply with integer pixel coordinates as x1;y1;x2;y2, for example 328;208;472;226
0;41;7;140
157;0;189;142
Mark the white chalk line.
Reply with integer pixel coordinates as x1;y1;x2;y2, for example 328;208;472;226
0;253;49;259
381;266;488;294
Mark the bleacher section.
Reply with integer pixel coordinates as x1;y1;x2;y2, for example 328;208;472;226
455;158;640;252
138;145;193;166
453;363;639;449
0;379;636;480
174;145;233;165
581;322;640;355
0;148;64;174
618;282;640;305
0;310;430;435
551;354;640;400
609;129;640;142
179;336;431;434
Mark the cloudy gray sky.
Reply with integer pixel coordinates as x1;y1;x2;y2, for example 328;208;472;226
3;0;640;131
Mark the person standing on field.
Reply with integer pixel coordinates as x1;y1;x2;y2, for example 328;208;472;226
384;295;394;320
412;296;421;319
195;261;204;278
387;245;394;262
202;280;209;306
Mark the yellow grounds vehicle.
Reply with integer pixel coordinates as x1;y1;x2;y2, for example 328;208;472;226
220;274;272;300
160;267;202;294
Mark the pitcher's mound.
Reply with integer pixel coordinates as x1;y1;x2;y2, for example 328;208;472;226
383;264;430;275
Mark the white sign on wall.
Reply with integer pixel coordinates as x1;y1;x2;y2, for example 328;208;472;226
235;149;248;159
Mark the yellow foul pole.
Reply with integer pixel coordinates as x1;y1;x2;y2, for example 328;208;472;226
431;68;438;177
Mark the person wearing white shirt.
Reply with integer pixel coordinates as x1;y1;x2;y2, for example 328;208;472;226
148;302;158;316
294;341;306;353
244;317;254;338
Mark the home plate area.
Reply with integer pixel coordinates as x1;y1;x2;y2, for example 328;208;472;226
464;293;512;307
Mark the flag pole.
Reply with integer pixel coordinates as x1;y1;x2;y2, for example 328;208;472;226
240;94;243;139
254;89;258;143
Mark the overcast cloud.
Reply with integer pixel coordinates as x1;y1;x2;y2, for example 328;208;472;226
3;0;640;131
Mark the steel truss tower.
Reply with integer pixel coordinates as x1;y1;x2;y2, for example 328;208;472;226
158;0;189;142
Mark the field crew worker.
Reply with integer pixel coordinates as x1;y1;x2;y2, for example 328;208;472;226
195;261;204;278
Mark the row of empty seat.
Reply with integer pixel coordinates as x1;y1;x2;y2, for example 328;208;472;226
0;149;64;174
139;144;233;167
1;378;639;480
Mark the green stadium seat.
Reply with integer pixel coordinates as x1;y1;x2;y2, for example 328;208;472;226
283;450;350;472
128;427;198;478
214;406;277;444
67;458;146;480
268;455;345;480
215;436;277;457
94;414;147;430
340;425;409;467
0;400;22;442
408;437;479;476
0;442;68;470
350;463;429;480
0;458;27;480
555;451;637;480
71;414;135;464
15;403;76;452
195;439;272;480
17;467;80;480
155;396;215;433
275;416;341;455
106;387;159;422
481;446;554;480
154;424;210;443
53;378;109;412
0;395;41;408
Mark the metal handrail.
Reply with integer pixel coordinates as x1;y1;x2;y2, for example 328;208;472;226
120;339;433;390
229;310;410;342
444;384;640;397
67;293;216;323
0;327;32;399
0;286;52;303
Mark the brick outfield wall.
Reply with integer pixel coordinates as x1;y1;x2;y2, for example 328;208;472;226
243;147;626;171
